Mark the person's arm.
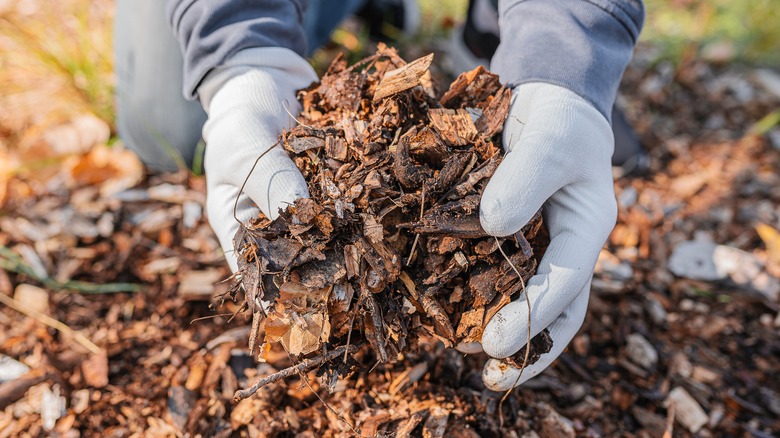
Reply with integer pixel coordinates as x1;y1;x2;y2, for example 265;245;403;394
476;0;644;390
167;0;309;100
166;1;316;271
492;0;644;121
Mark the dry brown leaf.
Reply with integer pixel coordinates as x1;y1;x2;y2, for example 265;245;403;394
66;144;143;196
41;114;110;156
756;223;780;265
0;148;14;206
363;214;384;244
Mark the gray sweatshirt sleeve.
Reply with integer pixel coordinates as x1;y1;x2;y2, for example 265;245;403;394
166;0;308;100
167;0;643;120
492;0;644;121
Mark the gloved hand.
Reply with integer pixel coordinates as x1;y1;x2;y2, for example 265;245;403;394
199;48;318;271
476;82;617;391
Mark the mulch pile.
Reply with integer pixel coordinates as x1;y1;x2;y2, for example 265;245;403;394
226;45;550;403
0;45;779;437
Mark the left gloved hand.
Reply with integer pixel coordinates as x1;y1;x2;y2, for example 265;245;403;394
475;82;617;391
198;48;318;272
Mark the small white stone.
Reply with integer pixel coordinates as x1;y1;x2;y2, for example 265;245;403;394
668;352;692;378
669;239;780;301
148;183;188;203
626;333;658;369
754;69;780;99
595;250;633;281
183;201;202;229
97;212;114;237
666;387;708;433
692;366;720;384
179;269;225;297
40;385;66;431
14;284;49;315
694;302;710;313
708;403;725;429
768;128;780;151
617;186;638;209
0;355;30;382
668;240;722;281
644;297;667;325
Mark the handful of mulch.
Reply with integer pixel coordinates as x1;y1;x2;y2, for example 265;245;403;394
224;45;550;399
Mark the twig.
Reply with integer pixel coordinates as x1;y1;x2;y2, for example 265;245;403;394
663;400;675;438
282;100;316;129
436;154;493;204
233;141;279;226
294;356;359;435
406;186;425;266
248;310;263;357
343;312;356;364
189;313;234;323
0;247;139;294
494;236;531;427
233;343;360;401
0;292;102;355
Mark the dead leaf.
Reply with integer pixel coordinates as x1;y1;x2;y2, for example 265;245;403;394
66;144;143;196
756;223;780;265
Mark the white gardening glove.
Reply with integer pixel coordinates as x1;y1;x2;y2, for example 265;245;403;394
199;48;318;271
477;82;617;390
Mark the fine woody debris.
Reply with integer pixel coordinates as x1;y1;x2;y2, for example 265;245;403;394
225;45;551;397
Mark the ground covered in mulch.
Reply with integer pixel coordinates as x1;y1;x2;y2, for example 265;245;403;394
1;45;780;437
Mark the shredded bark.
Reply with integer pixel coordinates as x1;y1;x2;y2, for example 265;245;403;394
226;44;551;393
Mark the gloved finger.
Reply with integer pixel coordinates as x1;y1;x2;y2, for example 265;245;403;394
206;135;309;219
202;74;311;223
480;129;581;237
480;83;614;238
481;181;616;359
482;282;590;391
221;144;310;221
206;181;260;272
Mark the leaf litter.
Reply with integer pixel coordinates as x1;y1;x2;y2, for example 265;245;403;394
1;43;779;437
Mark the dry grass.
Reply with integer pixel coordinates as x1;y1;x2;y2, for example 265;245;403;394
0;0;114;150
643;0;780;65
0;0;777;156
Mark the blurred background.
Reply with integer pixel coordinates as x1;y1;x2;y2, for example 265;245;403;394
1;0;779;182
0;0;779;436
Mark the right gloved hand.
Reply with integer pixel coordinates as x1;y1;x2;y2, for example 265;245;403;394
473;83;617;391
198;48;318;271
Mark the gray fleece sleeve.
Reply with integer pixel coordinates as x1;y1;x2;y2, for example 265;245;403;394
492;0;644;121
166;0;308;100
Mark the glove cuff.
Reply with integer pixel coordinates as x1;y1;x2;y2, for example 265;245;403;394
197;47;318;112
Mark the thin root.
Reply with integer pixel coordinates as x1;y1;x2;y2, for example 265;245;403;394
495;236;531;427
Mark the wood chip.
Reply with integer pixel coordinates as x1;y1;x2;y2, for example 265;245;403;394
373;53;434;101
